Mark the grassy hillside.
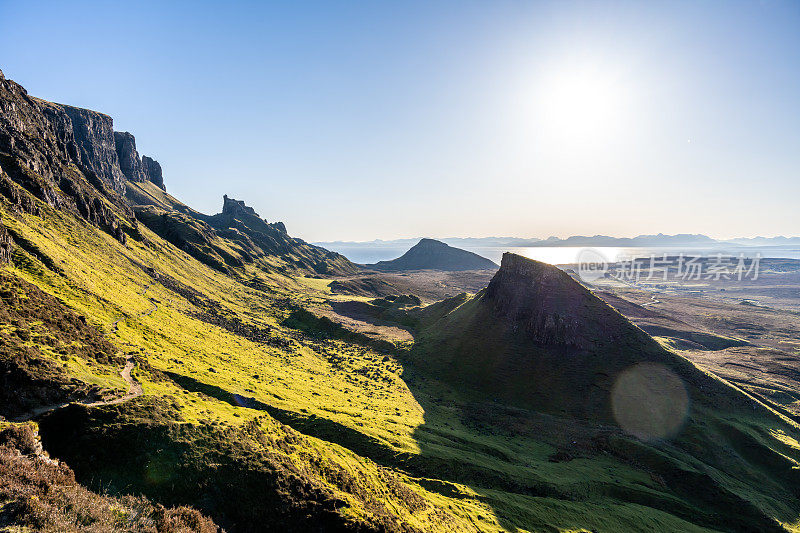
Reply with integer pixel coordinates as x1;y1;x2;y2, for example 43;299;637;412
2;73;800;532
5;191;800;532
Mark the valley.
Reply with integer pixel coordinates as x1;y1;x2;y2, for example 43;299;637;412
1;68;800;533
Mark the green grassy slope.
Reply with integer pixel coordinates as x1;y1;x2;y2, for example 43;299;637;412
409;254;800;532
0;188;498;531
2;72;800;532
6;185;799;532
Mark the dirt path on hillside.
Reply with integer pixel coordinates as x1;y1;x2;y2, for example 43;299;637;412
11;283;155;422
641;294;662;307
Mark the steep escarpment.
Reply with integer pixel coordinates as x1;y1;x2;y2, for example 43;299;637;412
367;238;497;272
0;218;12;264
0;72;136;243
59;104;127;194
142;154;164;189
114;131;166;190
412;253;746;418
1;69;347;276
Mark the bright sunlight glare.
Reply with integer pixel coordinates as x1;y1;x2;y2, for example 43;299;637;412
523;59;639;150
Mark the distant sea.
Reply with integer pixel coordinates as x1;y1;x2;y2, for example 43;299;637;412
315;244;800;266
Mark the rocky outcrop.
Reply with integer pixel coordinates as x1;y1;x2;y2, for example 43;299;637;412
59;104;126;194
0;73;135;245
218;195;287;234
484;253;635;348
113;131;146;183
221;194;258;218
132;194;357;276
0;219;12;264
367;238;498;272
141;155;164;190
114;132;166;191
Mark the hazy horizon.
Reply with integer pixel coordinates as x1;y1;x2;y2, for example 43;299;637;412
313;232;800;244
2;0;798;242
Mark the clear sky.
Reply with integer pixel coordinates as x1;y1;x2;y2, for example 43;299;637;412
1;1;798;241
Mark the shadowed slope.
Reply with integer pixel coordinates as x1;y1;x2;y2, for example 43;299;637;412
406;253;800;531
410;252;730;420
130;184;358;276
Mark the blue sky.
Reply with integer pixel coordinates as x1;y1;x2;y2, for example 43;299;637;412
1;0;798;241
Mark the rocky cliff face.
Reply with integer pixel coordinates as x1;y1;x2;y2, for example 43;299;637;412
114;131;166;191
221;194;258;218
59;104;127;194
113;131;146;183
484;253;636;349
141;155;164;190
2;70;348;276
0;219;12;264
0;73;136;244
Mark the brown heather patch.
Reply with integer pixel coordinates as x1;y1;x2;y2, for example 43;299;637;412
0;424;219;532
0;271;129;418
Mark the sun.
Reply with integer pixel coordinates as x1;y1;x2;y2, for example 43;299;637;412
531;61;634;146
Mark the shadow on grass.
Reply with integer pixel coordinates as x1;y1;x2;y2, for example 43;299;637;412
165;367;799;533
163;371;561;504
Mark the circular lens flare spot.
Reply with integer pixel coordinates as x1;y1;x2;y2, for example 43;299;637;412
611;363;689;441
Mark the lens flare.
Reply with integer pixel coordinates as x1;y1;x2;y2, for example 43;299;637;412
611;362;689;441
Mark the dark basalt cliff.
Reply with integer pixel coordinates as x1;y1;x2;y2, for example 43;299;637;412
484;252;639;349
115;131;166;190
0;73;135;244
114;131;146;183
59;104;127;194
0;219;12;264
141;155;164;190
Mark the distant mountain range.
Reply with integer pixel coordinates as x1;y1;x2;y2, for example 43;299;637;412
317;233;800;249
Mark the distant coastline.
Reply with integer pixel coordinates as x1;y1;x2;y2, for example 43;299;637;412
315;233;800;251
314;234;800;265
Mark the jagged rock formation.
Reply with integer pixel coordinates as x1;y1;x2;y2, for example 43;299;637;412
0;75;135;244
216;194;287;234
207;195;355;274
141;155;164;190
59;104;127;194
367;238;498;271
412;253;740;418
129;192;358;276
114;131;146;183
114;131;166;191
0;219;12;264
